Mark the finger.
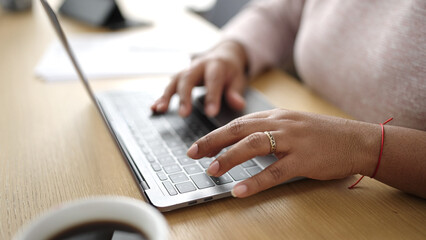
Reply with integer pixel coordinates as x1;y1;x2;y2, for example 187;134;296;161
151;73;180;113
225;74;246;111
176;64;205;117
206;132;273;176
203;61;226;117
241;108;278;119
187;112;277;159
231;156;299;198
206;149;222;158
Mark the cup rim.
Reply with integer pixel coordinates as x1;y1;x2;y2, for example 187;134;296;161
13;196;168;240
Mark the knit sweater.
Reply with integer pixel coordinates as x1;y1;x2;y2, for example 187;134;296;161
222;0;426;130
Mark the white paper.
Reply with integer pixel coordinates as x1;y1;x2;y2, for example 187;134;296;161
35;32;191;81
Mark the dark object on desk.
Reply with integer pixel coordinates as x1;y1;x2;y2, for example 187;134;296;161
190;0;251;28
59;0;150;30
0;0;31;11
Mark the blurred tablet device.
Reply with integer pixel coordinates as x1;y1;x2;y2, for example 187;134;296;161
60;0;150;29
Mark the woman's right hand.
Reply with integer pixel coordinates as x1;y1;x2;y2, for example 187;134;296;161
150;40;249;117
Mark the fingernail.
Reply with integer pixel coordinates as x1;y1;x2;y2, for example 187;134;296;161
157;102;166;112
187;143;198;158
207;161;219;176
205;103;217;117
231;184;247;198
231;91;243;101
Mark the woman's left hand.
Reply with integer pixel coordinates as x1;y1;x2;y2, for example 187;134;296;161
186;109;379;198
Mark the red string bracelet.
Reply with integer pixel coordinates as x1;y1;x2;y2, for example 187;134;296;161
348;117;393;189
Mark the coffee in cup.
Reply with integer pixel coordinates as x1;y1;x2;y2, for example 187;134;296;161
13;196;168;240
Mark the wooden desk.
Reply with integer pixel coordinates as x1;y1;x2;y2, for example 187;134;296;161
1;2;425;240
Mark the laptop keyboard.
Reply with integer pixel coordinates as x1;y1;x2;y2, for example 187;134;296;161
107;91;263;196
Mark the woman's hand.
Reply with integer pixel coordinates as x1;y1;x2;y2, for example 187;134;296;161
151;40;248;117
187;109;380;198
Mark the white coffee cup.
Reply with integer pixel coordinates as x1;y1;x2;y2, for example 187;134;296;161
13;196;168;240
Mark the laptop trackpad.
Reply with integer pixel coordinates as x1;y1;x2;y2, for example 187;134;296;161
193;88;275;127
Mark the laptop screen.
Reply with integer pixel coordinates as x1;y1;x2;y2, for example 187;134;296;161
40;0;100;108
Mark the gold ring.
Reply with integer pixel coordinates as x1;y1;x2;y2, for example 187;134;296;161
264;131;276;154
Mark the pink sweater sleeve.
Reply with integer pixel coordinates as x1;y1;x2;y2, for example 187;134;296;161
222;0;305;77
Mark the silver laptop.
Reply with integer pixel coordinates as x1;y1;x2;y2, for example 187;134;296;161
40;0;286;211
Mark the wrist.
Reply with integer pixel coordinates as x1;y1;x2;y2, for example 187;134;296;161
216;40;248;72
355;122;382;177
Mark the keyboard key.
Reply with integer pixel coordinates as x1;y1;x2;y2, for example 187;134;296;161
152;119;167;128
164;139;182;148
179;134;198;146
193;127;209;137
163;164;182;174
175;127;189;136
134;138;145;147
199;158;213;169
152;147;170;158
149;141;165;149
145;154;156;163
169;172;189;183
177;156;194;166
184;164;203;175
212;148;227;157
184;116;200;125
163;181;177;196
151;162;161;172
138;129;154;137
191;173;215;189
241;159;256;168
182;138;196;147
143;134;160;142
160;131;174;140
166;116;185;127
140;146;151;155
210;173;233;185
228;166;250;181
157;155;175;166
157;171;168;181
175;182;196;193
171;147;187;157
246;166;262;176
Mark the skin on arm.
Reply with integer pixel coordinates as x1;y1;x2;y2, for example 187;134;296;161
187;109;426;199
365;125;426;198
